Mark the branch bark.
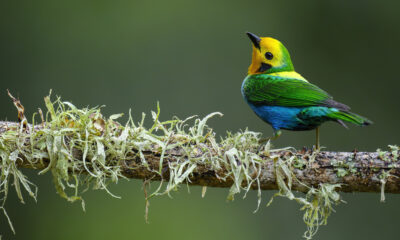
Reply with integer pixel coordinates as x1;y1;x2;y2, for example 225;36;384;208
1;121;399;194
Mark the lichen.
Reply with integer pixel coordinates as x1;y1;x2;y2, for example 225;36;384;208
331;159;357;177
377;146;399;163
266;152;344;239
0;94;269;234
376;145;399;202
0;93;392;239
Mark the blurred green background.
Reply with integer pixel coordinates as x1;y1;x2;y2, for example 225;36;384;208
1;0;399;239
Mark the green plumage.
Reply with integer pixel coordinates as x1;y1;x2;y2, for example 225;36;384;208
242;74;372;130
243;74;332;108
326;111;370;126
242;32;372;146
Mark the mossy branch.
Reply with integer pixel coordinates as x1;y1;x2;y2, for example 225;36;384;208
5;120;399;194
0;92;398;239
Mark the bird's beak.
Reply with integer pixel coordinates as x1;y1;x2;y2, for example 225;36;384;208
246;32;261;50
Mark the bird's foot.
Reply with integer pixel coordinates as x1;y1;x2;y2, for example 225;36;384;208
313;145;320;152
312;144;325;153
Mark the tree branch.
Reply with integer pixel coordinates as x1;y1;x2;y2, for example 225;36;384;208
1;93;398;239
2;120;399;194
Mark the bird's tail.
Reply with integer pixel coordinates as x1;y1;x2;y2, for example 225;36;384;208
328;111;373;127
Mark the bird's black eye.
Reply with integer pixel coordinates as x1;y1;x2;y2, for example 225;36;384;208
265;52;273;60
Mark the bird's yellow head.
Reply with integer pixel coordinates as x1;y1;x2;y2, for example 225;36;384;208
246;32;294;75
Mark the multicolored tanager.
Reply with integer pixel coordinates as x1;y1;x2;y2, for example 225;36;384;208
241;32;372;148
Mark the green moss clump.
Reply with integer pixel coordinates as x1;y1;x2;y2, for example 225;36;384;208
330;159;356;177
376;145;399;202
266;153;344;239
0;94;268;234
1;93;380;239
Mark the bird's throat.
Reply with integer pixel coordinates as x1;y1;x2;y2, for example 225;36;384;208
248;48;273;74
258;63;272;73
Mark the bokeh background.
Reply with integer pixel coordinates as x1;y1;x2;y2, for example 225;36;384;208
1;0;399;239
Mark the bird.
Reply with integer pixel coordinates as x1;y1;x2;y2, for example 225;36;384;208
241;32;372;149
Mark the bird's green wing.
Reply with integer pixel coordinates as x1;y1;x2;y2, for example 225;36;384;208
244;75;350;110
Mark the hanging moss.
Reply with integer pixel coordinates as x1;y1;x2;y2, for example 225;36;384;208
0;93;394;239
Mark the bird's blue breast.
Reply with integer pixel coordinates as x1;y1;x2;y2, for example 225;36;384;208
241;80;305;130
241;77;330;131
247;103;311;131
